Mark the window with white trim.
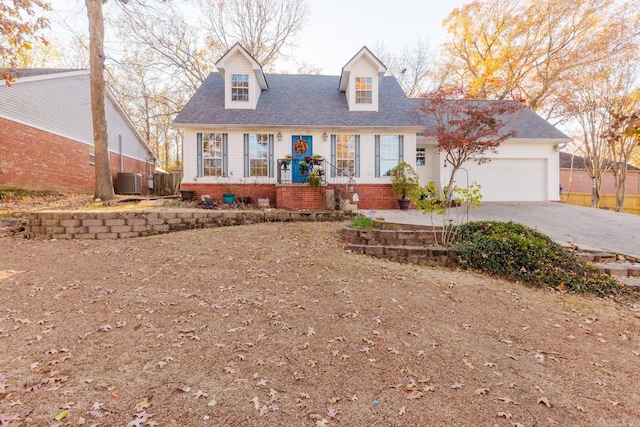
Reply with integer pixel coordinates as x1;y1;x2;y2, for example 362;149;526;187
355;77;372;104
231;74;249;101
202;133;224;176
380;135;400;176
416;148;426;166
249;134;269;176
336;135;356;176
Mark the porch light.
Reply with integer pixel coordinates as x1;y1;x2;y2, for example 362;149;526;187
322;132;328;141
277;132;282;141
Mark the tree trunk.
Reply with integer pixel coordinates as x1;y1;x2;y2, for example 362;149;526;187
86;0;116;203
613;166;628;212
591;178;601;209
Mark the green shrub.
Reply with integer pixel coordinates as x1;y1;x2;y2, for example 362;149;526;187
350;214;375;230
452;221;626;296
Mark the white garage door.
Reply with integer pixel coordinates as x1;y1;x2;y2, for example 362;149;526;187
458;159;547;201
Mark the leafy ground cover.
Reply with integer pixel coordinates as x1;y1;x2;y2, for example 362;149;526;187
0;194;639;426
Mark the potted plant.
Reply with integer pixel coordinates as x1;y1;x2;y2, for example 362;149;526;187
390;162;419;210
280;154;293;169
311;154;323;165
180;176;198;201
299;161;310;175
222;173;235;204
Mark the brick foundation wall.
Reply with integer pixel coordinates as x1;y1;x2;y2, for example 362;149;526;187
0;117;152;194
179;183;401;210
180;183;278;206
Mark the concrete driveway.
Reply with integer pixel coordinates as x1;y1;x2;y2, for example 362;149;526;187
374;202;640;260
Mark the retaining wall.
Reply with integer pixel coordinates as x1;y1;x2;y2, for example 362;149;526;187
340;225;450;266
26;209;351;240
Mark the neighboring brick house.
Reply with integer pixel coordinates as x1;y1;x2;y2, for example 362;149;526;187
0;69;156;194
173;44;569;210
559;151;640;196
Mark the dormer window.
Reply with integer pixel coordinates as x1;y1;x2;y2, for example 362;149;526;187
355;77;372;104
231;74;249;101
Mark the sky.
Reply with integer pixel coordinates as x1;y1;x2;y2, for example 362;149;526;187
279;0;468;74
47;0;468;74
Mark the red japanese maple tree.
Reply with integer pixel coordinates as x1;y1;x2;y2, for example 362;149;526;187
419;88;522;193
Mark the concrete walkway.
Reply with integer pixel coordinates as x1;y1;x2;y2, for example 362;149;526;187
372;202;640;260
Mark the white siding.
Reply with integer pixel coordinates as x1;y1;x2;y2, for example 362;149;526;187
421;140;559;202
0;72;151;162
346;56;379;112
182;129;417;185
224;53;259;110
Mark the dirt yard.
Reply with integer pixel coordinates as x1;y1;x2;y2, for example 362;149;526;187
1;195;639;426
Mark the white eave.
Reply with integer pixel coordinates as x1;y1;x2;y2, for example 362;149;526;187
214;42;268;91
338;46;387;92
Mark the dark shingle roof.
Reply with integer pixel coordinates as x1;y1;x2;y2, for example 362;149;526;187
174;72;569;140
0;68;84;79
560;151;640;170
409;99;569;140
173;73;423;128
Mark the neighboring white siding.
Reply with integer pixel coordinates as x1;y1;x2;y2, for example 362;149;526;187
0;73;93;144
224;53;259;110
0;72;151;162
346;56;379;112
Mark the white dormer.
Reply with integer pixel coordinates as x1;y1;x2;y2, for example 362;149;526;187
339;46;387;112
215;43;268;110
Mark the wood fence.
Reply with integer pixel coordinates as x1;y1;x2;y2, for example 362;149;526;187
153;170;183;196
562;192;640;215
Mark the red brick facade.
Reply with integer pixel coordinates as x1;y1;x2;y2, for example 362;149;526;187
0;117;152;194
275;185;325;210
351;184;399;210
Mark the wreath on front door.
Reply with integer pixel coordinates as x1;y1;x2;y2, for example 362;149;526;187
294;139;308;154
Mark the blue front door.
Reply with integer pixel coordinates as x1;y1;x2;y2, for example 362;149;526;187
292;135;312;183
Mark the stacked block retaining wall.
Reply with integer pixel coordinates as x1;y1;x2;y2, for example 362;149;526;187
26;209;351;240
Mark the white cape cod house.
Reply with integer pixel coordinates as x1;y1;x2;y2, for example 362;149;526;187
172;44;569;210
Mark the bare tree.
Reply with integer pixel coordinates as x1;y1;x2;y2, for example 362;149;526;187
86;0;117;203
375;38;434;98
114;1;213;93
200;0;309;67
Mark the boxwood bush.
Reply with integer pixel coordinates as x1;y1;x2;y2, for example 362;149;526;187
452;221;625;296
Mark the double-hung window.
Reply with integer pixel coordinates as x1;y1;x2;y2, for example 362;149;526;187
355;77;372;104
331;134;360;177
375;135;404;177
198;133;226;177
336;135;356;176
416;148;426;166
248;134;268;176
243;134;274;178
231;74;249;101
